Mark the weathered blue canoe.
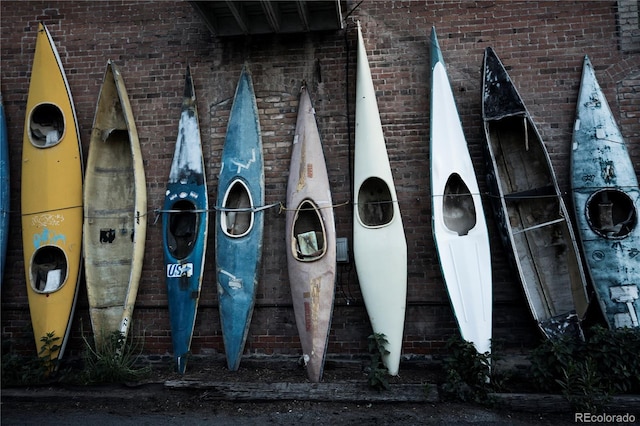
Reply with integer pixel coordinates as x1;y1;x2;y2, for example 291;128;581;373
482;47;589;338
571;55;640;329
163;66;209;373
0;92;9;284
216;66;264;371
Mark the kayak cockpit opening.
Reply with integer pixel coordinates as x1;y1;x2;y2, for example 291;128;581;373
443;173;476;236
167;199;198;259
586;189;637;239
31;245;67;293
292;199;326;262
221;179;253;238
357;177;394;228
29;103;64;148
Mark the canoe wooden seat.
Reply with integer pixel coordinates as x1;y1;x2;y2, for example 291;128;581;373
504;185;556;200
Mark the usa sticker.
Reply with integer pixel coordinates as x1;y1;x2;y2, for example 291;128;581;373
167;263;194;278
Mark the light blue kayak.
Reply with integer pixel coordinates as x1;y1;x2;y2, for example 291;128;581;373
571;55;640;329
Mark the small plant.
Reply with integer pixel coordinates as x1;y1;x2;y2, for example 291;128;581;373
367;332;390;391
81;329;150;384
528;325;640;413
555;357;610;413
1;331;63;386
38;331;61;374
440;336;492;404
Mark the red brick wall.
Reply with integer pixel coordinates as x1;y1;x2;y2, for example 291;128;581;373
1;1;639;363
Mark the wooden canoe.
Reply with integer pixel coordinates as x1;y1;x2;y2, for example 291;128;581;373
430;28;492;355
481;47;589;338
0;91;9;284
286;84;336;382
84;60;147;350
21;22;83;361
354;21;408;376
571;55;640;329
216;66;264;371
163;66;209;373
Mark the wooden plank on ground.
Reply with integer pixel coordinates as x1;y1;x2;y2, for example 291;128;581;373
163;380;439;403
491;393;640;414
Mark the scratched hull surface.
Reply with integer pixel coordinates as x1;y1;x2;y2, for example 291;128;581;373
163;66;209;373
354;22;408;376
84;61;147;349
21;23;83;361
482;47;589;338
571;56;640;329
286;86;336;382
0;92;9;284
216;66;264;371
430;28;492;355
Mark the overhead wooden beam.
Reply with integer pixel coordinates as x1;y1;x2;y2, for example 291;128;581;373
295;1;310;32
190;2;219;36
260;1;280;33
191;1;343;37
225;0;248;35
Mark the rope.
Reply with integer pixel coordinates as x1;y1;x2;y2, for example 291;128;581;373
278;200;350;212
352;200;400;205
214;202;282;213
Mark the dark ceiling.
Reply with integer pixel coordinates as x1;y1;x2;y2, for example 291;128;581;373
190;1;344;37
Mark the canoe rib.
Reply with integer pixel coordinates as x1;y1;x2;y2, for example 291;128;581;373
571;56;640;329
354;22;408;376
22;23;83;362
84;60;147;350
481;47;589;339
286;85;336;382
163;66;209;374
430;27;492;355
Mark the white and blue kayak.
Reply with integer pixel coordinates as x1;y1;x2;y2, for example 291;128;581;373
430;27;492;356
571;55;640;329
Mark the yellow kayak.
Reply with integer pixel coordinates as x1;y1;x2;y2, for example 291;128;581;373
21;22;83;362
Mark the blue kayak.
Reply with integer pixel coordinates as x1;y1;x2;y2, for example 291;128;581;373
163;66;209;373
0;92;9;285
216;66;264;371
571;56;640;329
